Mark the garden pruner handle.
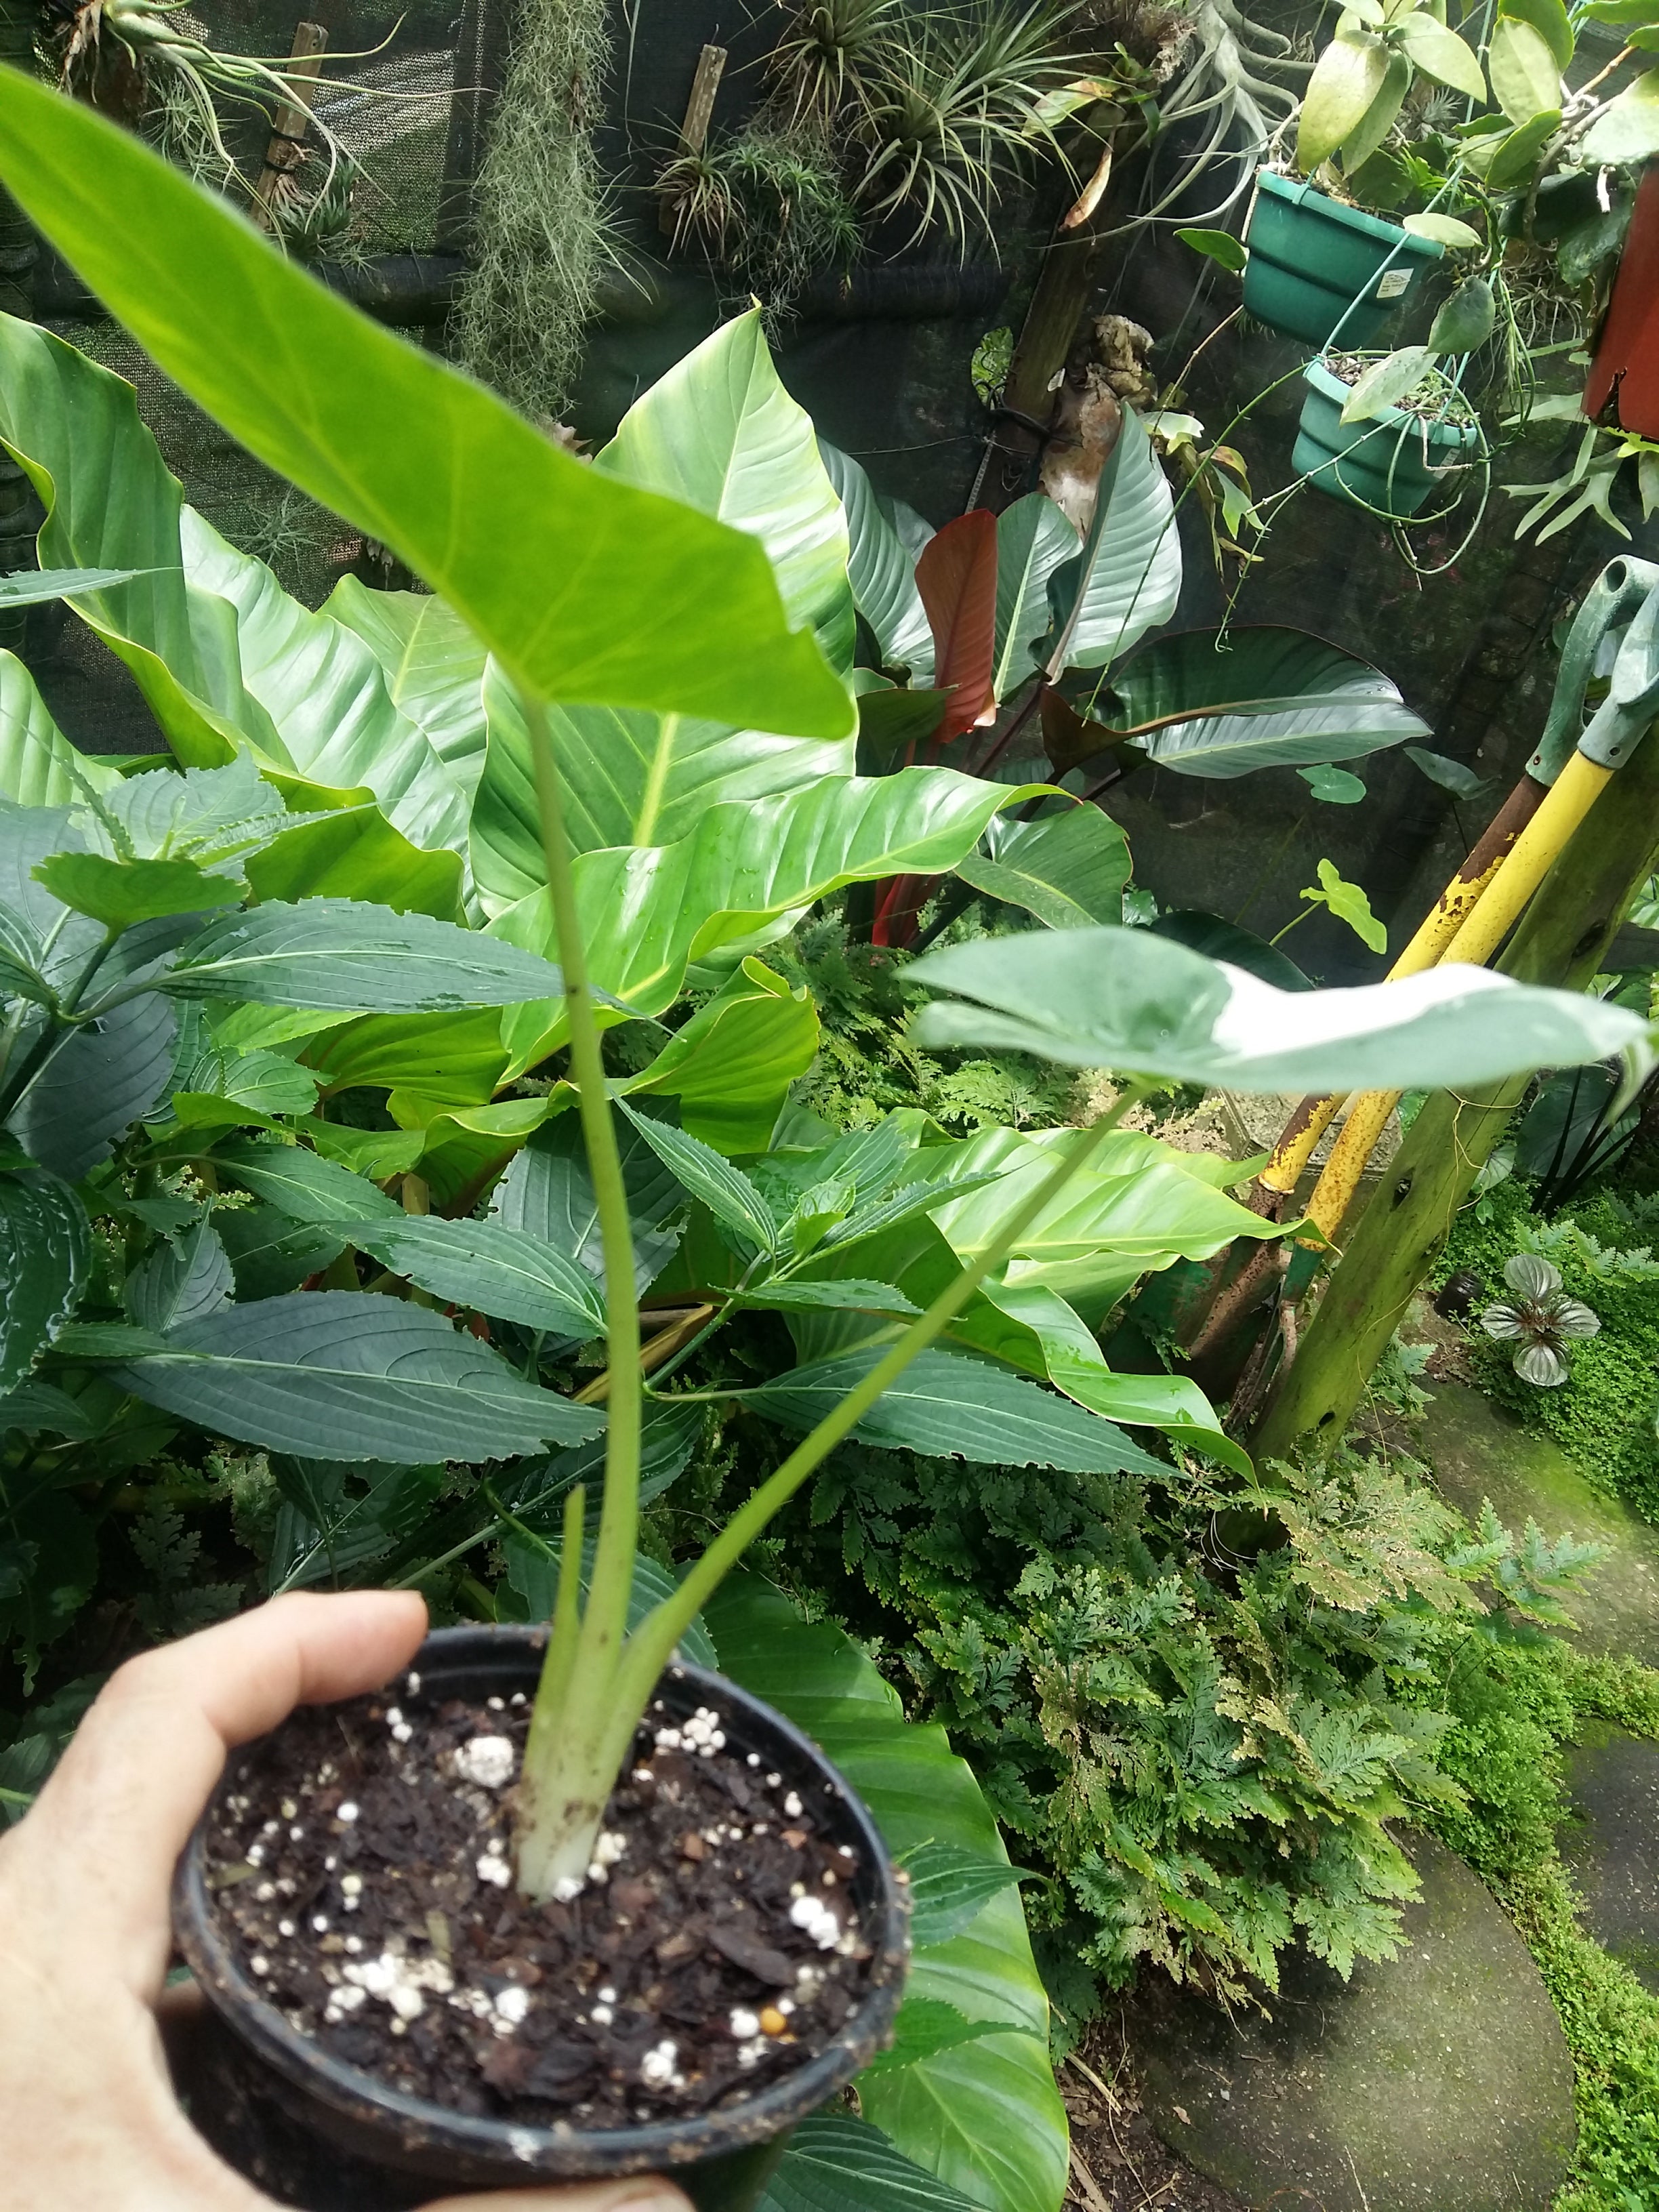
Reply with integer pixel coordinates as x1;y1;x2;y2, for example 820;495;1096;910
1529;556;1659;783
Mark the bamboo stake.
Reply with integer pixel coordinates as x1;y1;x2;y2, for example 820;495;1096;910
251;20;328;232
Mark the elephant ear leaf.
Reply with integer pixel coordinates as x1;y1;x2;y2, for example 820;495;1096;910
1044;403;1181;673
1085;626;1429;777
819;437;935;680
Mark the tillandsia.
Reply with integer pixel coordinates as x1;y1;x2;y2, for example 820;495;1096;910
1479;1251;1601;1387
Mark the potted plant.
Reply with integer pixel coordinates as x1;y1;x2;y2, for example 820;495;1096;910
1235;0;1486;346
1294;352;1482;515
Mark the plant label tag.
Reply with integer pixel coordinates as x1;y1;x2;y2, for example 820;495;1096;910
1375;270;1412;300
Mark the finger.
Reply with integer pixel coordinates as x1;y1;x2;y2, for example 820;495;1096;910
3;1591;426;1995
419;2187;693;2212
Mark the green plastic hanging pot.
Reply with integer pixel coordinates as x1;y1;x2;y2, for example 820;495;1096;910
1294;360;1481;519
1242;173;1444;348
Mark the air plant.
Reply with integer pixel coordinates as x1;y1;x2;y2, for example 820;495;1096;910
853;0;1080;246
1479;1252;1600;1387
658;125;860;316
764;0;906;132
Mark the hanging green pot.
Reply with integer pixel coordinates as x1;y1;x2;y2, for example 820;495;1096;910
1294;360;1481;519
1242;173;1444;348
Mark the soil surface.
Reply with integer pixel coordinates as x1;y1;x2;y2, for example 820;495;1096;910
206;1677;876;2129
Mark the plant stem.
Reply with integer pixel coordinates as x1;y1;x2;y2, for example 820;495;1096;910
609;1082;1155;1724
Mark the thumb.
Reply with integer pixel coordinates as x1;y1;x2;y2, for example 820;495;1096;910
419;2187;693;2212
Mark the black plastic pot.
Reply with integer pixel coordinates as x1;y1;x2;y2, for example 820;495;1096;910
172;1626;909;2212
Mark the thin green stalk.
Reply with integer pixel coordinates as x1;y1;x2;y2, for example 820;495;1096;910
523;1481;587;1807
521;693;643;1689
609;1082;1155;1725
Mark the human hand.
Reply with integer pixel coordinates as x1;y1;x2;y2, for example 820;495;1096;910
0;1591;691;2212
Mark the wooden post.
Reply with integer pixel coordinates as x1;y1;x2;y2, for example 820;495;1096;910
659;43;726;234
1249;726;1659;1460
972;209;1111;514
251;20;329;230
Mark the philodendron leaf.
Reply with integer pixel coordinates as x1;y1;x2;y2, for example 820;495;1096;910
910;924;1650;1092
1303;857;1387;953
1298;764;1367;803
161;899;569;1010
1085;627;1429;777
900;1843;1033;1949
0;1173;89;1393
112;1292;604;1460
710;1574;1065;2212
955;804;1132;929
1047;403;1181;672
819;439;935;680
33;852;243;928
341;1216;607;1338
744;1345;1171;1473
0;73;852;741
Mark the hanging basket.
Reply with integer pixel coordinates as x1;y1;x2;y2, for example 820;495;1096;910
1294;360;1481;519
1242;173;1445;350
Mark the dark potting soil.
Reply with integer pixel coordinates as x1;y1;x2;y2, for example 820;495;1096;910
204;1677;876;2129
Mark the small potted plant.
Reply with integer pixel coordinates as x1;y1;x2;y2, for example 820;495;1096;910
1238;0;1484;346
1296;350;1483;517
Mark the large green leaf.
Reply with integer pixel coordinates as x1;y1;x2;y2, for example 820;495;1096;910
161;899;569;1010
0;73;852;739
242;805;464;921
9;990;179;1178
1082;627;1429;777
994;498;1078;702
0;653;120;808
0;1173;89;1393
491;1107;684;1294
472;657;852;893
110;1291;604;1460
954;805;1130;929
617;1101;776;1254
1047;407;1182;673
34;852;243;930
708;1574;1067;2212
208;1136;403;1224
820;439;935;679
123;1216;233;1331
597;311;855;678
912;924;1650;1091
1298;29;1391;168
490;770;1050;1059
742;1345;1170;1473
322;581;491;804
178;510;470;855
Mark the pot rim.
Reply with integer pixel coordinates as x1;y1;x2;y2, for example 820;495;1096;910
173;1627;910;2179
1301;358;1483;451
1252;168;1446;260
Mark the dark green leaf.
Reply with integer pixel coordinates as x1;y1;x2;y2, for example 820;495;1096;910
112;1292;604;1461
0;1490;97;1677
733;1279;920;1315
0;1380;92;1437
211;1204;348;1300
343;1216;607;1337
743;1346;1169;1472
7;989;178;1178
209;1137;401;1225
1093;627;1429;777
856;683;953;764
617;1103;777;1255
0;565;156;605
0;1173;89;1391
491;1109;682;1296
1427;276;1496;354
33;852;242;928
123;1218;233;1331
1403;744;1494;800
162;899;568;1012
861;1998;1027;2077
1298;764;1368;803
1149;909;1313;991
0;75;852;741
501;1536;718;1672
901;1842;1034;1949
762;2114;989;2212
1176;227;1248;273
268;1457;445;1592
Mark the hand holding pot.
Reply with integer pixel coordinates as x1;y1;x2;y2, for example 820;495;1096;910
0;1591;691;2212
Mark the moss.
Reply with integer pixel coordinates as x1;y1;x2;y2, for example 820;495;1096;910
1438;1179;1659;1521
1414;1638;1659;2209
